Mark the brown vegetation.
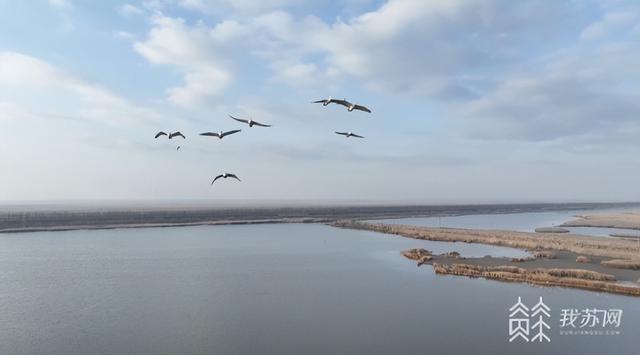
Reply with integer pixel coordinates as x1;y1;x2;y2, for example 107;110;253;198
576;256;591;263
442;251;462;258
533;251;556;259
332;220;640;260
401;248;431;261
336;220;640;296
601;259;640;270
562;212;640;230
417;255;432;266
432;263;640;296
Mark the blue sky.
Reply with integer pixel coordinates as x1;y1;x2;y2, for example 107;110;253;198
0;0;639;203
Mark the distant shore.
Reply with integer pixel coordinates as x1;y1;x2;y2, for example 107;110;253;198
561;211;640;230
1;202;637;233
332;220;640;296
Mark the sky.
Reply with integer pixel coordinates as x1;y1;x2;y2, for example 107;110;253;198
0;0;639;204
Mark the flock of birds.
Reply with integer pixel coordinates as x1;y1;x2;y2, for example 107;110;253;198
154;97;371;186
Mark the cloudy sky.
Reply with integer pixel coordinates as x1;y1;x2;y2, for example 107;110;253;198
0;0;639;203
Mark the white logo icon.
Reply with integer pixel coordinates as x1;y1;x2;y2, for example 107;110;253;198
509;297;623;341
509;297;551;342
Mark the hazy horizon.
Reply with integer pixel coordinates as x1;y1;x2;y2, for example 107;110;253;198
1;198;638;210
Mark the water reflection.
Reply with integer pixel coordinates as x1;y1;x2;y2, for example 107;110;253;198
0;224;637;355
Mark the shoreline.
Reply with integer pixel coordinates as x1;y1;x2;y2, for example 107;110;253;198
332;220;640;296
1;202;637;234
0;218;331;234
561;212;640;231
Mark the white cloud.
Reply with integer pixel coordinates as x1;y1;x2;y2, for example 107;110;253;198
166;66;231;106
172;0;583;97
0;52;62;87
581;11;637;40
0;52;121;107
119;3;145;17
114;30;136;40
134;15;233;106
457;75;638;141
0;51;163;126
273;62;318;84
209;20;251;42
300;0;587;96
455;33;640;143
0;101;33;121
129;0;640;143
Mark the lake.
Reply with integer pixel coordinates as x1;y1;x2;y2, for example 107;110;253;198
0;223;638;354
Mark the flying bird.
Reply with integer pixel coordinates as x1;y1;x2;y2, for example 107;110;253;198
211;173;241;185
335;131;365;138
155;131;186;139
229;115;271;127
199;130;242;139
333;99;371;113
312;97;337;106
312;97;371;113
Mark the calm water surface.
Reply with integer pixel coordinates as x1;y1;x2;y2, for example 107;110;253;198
0;224;638;354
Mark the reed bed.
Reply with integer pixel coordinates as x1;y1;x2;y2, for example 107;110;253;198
333;220;640;260
601;259;640;270
432;263;640;296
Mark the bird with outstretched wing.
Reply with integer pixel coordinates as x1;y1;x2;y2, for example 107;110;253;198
335;131;365;138
169;131;186;139
351;104;371;113
229;115;271;127
211;173;241;185
200;130;242;139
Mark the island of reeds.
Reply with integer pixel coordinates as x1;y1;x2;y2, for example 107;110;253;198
332;213;640;297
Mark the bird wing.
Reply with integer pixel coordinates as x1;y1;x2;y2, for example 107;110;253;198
312;99;328;104
332;99;351;107
227;174;241;181
221;129;242;138
252;121;271;127
200;132;220;137
229;115;249;124
155;131;167;138
211;174;224;185
353;104;371;113
170;131;186;139
351;133;365;138
335;131;348;136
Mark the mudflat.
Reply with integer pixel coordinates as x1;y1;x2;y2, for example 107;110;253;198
562;212;640;230
333;220;640;296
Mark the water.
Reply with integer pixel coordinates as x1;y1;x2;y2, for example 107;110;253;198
0;224;638;354
375;209;640;238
